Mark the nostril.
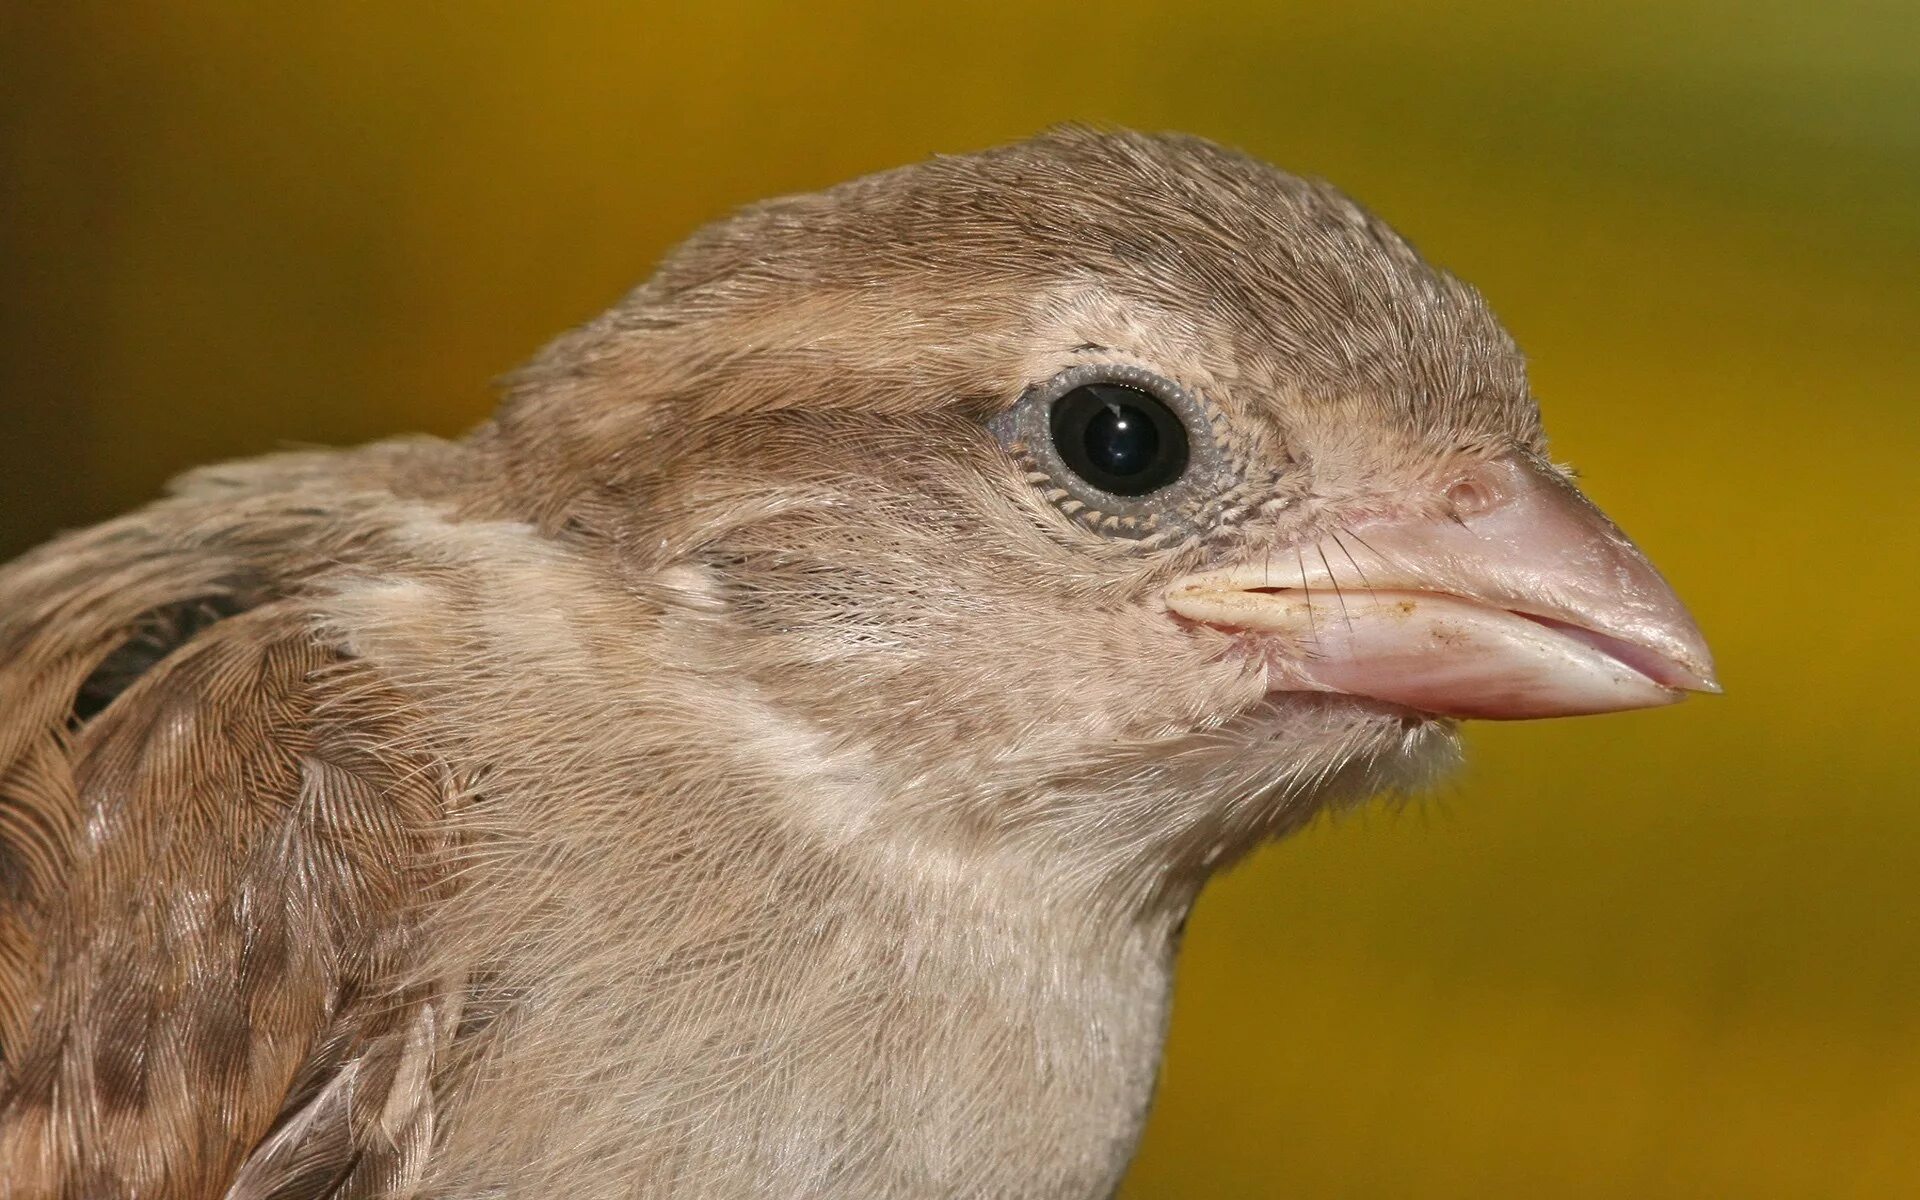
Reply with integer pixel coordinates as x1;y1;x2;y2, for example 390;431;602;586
1445;477;1494;519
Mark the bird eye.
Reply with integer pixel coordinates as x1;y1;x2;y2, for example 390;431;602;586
987;362;1227;542
1048;383;1189;497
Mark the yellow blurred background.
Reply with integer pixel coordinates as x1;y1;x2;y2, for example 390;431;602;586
3;3;1915;1195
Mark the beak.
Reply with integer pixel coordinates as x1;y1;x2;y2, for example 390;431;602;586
1164;454;1718;720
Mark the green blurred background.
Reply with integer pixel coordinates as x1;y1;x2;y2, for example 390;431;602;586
3;3;1915;1195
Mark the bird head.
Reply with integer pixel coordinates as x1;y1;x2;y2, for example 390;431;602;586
489;127;1715;896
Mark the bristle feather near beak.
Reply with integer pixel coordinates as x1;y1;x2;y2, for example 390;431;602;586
1165;454;1716;720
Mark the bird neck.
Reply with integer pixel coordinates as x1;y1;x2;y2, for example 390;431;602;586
322;507;1202;1196
433;783;1190;1198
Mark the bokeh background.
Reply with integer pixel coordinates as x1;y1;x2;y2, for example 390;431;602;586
3;3;1915;1195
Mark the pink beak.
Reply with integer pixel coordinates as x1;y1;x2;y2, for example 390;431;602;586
1164;455;1718;720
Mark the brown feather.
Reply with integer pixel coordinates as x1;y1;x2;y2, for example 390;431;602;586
0;129;1549;1197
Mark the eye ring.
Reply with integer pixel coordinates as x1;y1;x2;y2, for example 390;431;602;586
987;362;1232;540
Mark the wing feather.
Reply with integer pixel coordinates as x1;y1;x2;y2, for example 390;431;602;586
0;501;461;1199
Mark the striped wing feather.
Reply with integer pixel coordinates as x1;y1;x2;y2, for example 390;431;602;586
0;502;459;1199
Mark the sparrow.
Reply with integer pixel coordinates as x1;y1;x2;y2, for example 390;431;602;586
0;127;1715;1199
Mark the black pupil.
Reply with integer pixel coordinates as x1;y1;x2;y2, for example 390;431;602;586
1049;383;1189;497
1084;403;1157;476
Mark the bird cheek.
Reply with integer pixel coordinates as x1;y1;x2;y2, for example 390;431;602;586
1154;614;1277;710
